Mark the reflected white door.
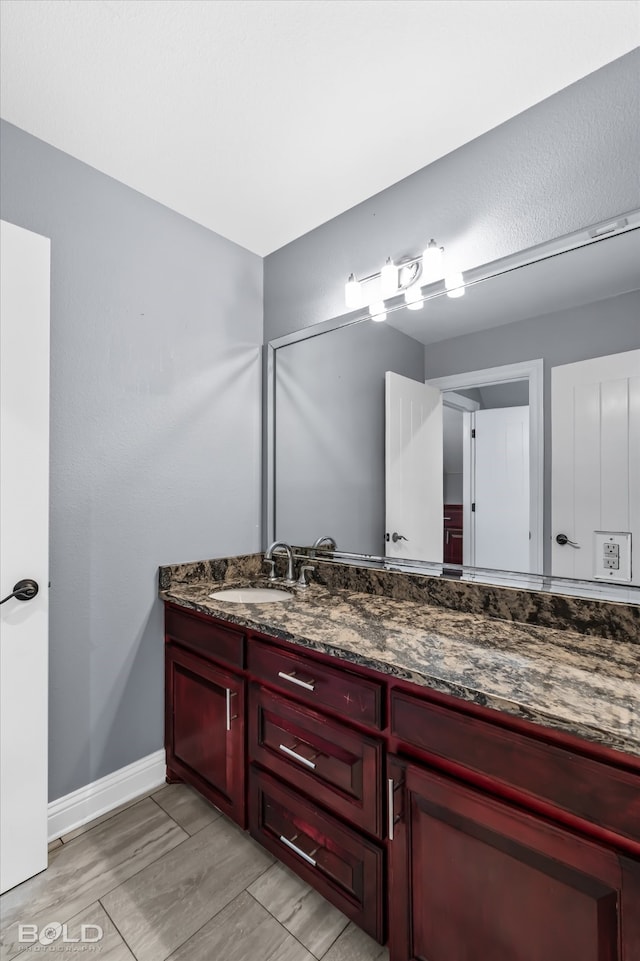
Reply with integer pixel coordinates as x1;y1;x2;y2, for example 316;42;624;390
551;349;640;584
0;220;50;893
473;407;530;572
385;372;443;563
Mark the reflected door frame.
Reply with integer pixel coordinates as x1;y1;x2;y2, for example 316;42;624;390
428;359;544;576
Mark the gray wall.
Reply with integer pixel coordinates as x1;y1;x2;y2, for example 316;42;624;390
264;51;640;341
0;120;263;802
275;321;425;555
426;289;640;568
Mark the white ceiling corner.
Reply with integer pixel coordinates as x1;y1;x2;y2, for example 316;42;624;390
1;0;638;255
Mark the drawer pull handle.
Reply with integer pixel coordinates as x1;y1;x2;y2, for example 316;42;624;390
225;688;237;731
279;834;317;867
278;743;316;770
277;670;316;692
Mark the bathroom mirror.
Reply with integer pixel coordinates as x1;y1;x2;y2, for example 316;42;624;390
267;213;640;601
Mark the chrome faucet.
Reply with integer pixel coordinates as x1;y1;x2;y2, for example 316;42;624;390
312;536;337;551
264;541;296;585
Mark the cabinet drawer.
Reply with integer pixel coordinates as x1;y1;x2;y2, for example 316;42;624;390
165;605;244;668
248;640;383;730
249;768;384;942
391;689;640;847
249;684;383;837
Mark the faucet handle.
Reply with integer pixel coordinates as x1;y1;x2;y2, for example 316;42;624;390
296;564;315;589
263;558;276;581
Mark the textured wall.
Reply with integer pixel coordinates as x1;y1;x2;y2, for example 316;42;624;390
0;120;263;802
264;51;640;341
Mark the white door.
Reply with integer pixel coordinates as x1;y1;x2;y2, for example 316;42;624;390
0;220;50;893
385;372;443;563
472;406;530;572
552;349;640;584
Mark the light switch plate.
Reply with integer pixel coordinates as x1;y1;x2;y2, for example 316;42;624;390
593;531;632;582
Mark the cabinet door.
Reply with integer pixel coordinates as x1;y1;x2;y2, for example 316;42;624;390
166;642;245;826
388;756;638;961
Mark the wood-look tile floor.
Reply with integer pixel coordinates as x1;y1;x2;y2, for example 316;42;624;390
0;784;389;961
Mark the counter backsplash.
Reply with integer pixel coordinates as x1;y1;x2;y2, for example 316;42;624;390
159;553;639;646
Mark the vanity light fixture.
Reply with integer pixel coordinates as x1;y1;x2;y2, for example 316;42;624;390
369;300;387;322
422;239;445;283
344;240;448;318
380;258;398;298
445;270;465;298
404;283;424;310
345;273;364;310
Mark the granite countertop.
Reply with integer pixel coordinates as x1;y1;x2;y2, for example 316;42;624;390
161;572;640;760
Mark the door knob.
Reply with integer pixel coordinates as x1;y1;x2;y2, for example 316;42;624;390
0;579;39;605
391;532;408;543
555;534;580;549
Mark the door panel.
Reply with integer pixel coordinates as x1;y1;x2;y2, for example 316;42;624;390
388;757;626;961
385;372;443;563
552;350;640;583
0;220;50;893
473;405;530;572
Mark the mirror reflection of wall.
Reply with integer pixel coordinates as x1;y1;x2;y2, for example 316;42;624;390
272;223;640;592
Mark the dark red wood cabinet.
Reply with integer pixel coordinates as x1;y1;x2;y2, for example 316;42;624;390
165;637;245;826
164;603;640;960
388;755;640;961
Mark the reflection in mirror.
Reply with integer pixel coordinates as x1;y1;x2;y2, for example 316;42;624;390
271;221;640;599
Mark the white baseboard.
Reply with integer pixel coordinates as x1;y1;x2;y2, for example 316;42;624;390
48;749;166;841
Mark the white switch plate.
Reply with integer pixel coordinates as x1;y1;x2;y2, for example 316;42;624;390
593;531;632;582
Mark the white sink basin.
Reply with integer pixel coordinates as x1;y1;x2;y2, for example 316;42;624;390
209;587;293;604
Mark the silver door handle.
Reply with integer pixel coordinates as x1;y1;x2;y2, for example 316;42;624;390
279;834;317;867
0;579;39;605
278;743;316;769
277;671;316;692
225;689;237;731
391;532;408;543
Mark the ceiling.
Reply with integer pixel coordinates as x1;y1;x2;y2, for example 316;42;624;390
1;1;638;256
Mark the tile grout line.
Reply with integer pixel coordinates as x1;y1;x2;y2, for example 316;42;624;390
244;888;324;960
99;898;140;961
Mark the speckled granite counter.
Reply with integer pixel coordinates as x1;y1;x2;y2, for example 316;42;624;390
160;555;640;760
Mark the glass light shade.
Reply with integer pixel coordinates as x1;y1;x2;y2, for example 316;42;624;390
380;259;398;298
369;300;387;322
345;274;363;310
422;240;444;283
445;271;465;298
404;284;423;310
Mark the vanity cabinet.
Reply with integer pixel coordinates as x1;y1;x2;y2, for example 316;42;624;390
164;607;246;826
387;755;640;961
164;602;640;959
